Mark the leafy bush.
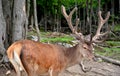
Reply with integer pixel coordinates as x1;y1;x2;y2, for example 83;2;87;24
114;24;120;31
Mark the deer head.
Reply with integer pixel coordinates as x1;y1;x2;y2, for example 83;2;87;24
61;5;110;63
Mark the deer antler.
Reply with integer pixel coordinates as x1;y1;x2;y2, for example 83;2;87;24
92;11;110;43
61;5;84;41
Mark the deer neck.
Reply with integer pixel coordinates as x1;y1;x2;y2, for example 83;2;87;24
64;44;81;67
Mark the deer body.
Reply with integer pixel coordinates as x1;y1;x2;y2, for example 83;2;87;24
7;40;93;76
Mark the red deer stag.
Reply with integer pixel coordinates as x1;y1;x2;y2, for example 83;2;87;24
7;5;110;76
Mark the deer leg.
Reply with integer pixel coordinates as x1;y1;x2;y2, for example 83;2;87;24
9;59;21;76
49;67;53;76
79;59;91;72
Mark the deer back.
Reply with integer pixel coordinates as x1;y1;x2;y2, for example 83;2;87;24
7;40;73;76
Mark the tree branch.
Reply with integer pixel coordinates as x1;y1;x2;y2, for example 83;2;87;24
95;54;120;65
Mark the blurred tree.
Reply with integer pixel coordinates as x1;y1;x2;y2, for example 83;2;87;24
0;0;27;63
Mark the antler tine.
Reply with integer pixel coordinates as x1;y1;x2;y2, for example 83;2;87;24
74;18;80;31
92;11;110;42
61;5;79;34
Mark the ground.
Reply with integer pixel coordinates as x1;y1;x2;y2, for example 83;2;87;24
0;61;120;76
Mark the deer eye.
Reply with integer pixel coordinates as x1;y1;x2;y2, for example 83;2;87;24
83;46;87;49
82;44;88;50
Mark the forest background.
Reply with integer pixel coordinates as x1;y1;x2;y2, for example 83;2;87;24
0;0;120;68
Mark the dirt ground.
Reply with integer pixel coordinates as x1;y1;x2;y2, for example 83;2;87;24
0;61;120;76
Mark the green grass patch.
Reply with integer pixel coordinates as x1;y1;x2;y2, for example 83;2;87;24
106;41;120;46
41;35;74;43
96;41;120;60
27;31;37;35
114;24;120;31
40;32;75;43
27;31;75;43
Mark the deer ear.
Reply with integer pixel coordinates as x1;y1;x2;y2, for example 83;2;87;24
84;34;92;42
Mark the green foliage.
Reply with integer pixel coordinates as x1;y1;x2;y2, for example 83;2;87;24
97;47;120;60
114;24;120;31
41;32;74;43
27;30;37;36
36;0;112;18
41;36;74;43
96;41;120;60
106;41;120;46
37;0;61;15
27;31;74;43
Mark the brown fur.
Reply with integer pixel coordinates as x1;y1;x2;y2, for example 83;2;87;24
7;39;94;76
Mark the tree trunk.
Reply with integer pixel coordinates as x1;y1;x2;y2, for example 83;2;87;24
119;0;120;13
23;0;28;39
12;0;26;42
2;0;12;48
111;0;115;30
29;0;34;29
44;12;47;32
98;0;101;11
89;0;93;34
58;0;61;32
95;54;120;66
0;0;8;63
83;8;86;33
86;0;89;34
26;0;30;18
0;0;29;63
33;0;40;41
0;0;6;53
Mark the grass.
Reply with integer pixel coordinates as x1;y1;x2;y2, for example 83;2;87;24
106;41;120;46
114;24;120;31
27;31;75;43
95;41;120;60
41;35;74;43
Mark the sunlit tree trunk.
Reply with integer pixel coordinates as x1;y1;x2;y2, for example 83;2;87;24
33;0;40;41
0;0;29;63
86;0;89;34
2;0;12;47
89;0;92;34
12;0;26;42
98;0;101;11
0;0;6;57
111;0;114;30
